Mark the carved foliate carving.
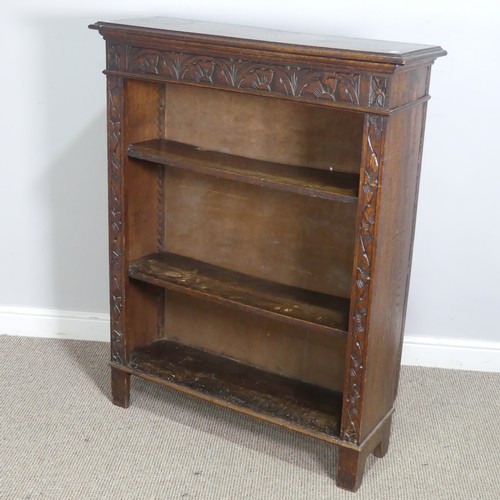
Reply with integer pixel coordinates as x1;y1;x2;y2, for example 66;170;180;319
156;165;165;252
341;115;386;444
369;76;387;108
107;44;121;71
156;83;166;253
127;47;361;106
107;75;125;364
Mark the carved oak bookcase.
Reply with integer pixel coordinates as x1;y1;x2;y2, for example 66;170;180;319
90;18;445;491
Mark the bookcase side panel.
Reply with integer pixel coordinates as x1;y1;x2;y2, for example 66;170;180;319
359;102;427;441
107;71;127;364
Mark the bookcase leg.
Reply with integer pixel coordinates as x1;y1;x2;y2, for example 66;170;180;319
111;367;130;408
336;446;367;492
373;414;392;458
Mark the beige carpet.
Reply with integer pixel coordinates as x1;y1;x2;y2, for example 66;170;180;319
1;335;499;499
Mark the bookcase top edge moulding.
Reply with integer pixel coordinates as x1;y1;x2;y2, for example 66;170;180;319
90;17;445;492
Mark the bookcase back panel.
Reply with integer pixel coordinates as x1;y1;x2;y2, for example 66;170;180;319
163;167;357;298
164;84;363;174
163;291;346;392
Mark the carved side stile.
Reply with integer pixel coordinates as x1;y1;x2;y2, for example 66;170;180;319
341;114;386;444
107;74;126;364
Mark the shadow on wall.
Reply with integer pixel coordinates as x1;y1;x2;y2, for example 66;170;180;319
29;15;114;406
32;16;109;314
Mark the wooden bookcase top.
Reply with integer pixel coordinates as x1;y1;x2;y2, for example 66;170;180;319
90;17;446;65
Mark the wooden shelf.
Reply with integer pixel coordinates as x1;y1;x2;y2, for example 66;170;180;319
129;252;350;336
128;139;359;203
126;339;343;438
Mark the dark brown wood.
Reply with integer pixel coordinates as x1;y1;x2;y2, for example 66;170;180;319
162;292;347;392
92;20;445;116
336;446;367;492
92;17;445;492
163;84;364;173
340;113;387;445
357;104;427;442
129;252;350;335
128;139;359;203
163;167;357;299
127;339;343;436
373;414;393;458
106;72;126;365
107;69;166;364
111;365;130;408
337;413;393;491
90;17;446;65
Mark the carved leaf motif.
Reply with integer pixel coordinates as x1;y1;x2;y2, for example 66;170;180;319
241;67;275;91
182;59;216;83
341;115;385;444
170;58;183;79
107;44;121;71
133;51;162;75
369;76;387;108
220;61;238;87
127;47;364;107
107;75;125;365
157;84;166;253
301;72;360;104
279;68;300;96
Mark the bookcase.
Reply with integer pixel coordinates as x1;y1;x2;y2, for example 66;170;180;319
90;17;445;491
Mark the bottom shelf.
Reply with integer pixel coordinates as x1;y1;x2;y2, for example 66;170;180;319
126;339;343;440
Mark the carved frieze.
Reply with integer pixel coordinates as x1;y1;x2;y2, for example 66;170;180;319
126;47;362;106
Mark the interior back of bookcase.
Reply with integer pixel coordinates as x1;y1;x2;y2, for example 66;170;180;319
153;84;363;392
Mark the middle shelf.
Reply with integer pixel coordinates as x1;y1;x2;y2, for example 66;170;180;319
128;139;360;203
129;252;350;337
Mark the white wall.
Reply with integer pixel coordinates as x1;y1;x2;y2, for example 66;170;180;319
1;1;499;354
